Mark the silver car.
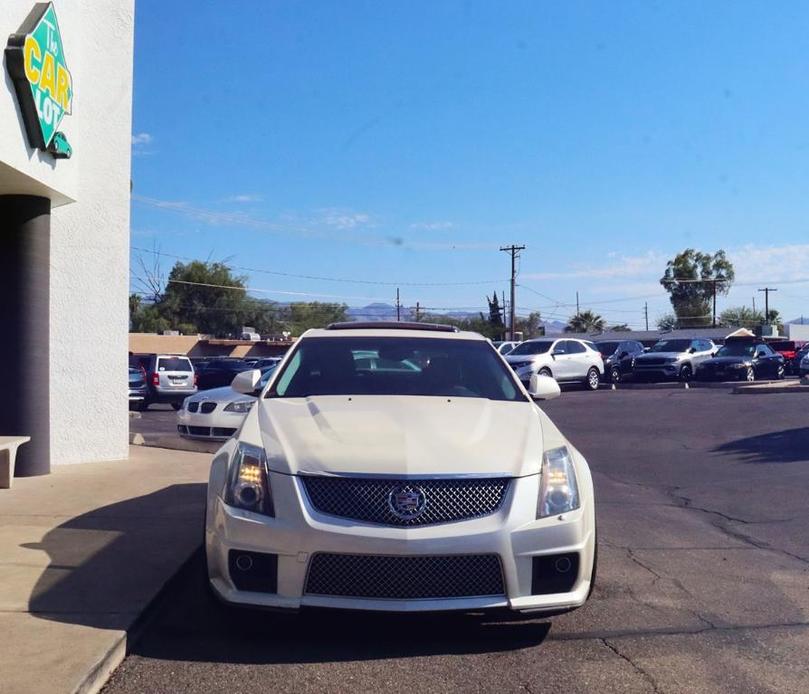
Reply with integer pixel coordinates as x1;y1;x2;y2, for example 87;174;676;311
632;338;716;382
505;338;604;391
130;353;198;410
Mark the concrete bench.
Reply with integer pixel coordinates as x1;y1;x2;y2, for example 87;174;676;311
0;436;31;488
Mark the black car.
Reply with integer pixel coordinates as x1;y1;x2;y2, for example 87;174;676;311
595;339;645;382
695;340;785;382
196;358;253;390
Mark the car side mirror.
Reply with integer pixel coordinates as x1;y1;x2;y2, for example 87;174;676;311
232;369;262;395
528;374;561;401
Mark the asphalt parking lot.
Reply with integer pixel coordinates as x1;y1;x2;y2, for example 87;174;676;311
111;388;809;694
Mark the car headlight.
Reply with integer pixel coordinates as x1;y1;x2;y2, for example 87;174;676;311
225;443;274;516
538;446;580;518
224;399;255;413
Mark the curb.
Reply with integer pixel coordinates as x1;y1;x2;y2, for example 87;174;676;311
74;546;203;694
733;384;809;395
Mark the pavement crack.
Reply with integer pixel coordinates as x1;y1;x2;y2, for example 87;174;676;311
601;638;662;693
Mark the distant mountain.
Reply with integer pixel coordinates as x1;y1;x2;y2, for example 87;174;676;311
542;320;567;334
786;317;808;325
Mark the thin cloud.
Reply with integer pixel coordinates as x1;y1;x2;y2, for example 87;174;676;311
409;221;455;231
132;132;153;146
522;251;667;281
318;208;372;230
225;194;263;203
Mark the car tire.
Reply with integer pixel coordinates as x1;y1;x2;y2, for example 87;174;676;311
610;366;621;383
776;364;785;380
170;402;182;411
538;367;552;378
744;367;755;382
679;365;692;382
585;367;600;391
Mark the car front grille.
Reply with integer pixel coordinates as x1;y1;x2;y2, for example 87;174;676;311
635;358;670;367
200;402;216;413
305;553;505;599
300;476;510;526
187;402;199;413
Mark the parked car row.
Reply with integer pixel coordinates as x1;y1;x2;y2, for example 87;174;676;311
128;353;285;410
501;336;793;388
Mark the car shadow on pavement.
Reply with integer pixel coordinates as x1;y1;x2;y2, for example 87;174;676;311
23;483;208;630
713;427;809;464
129;550;554;665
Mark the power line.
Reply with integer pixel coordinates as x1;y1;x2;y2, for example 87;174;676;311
130;245;507;288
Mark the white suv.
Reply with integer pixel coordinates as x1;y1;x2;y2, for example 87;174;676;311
505;338;604;391
205;322;597;616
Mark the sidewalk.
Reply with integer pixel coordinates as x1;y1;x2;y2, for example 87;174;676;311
0;446;212;694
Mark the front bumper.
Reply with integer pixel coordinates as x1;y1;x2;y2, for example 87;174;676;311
177;407;245;440
206;472;595;614
632;364;679;380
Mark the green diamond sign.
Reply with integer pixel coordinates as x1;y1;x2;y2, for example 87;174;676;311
5;3;73;158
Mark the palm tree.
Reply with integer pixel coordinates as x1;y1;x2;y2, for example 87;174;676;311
565;310;606;333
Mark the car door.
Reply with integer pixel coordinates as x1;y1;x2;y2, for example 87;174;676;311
550;340;572;380
691;340;711;368
565;340;589;379
756;344;779;377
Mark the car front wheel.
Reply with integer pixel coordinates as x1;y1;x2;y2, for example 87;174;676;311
742;367;755;382
679;365;692;382
538;367;553;378
610;365;622;383
585;367;600;391
171;402;182;411
776;364;785;380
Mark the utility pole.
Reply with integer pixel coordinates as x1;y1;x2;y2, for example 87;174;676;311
415;301;421;322
712;280;717;328
500;244;525;341
758;288;777;324
752;296;756;314
396;288;401;322
576;291;580;316
644;302;649;331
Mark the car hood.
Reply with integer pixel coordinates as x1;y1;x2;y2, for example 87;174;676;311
189;385;255;403
251;395;545;477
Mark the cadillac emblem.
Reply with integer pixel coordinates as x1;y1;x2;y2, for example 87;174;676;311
388;484;427;521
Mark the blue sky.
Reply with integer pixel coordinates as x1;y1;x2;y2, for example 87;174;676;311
131;0;809;327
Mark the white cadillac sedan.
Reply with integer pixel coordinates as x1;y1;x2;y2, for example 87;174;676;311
177;367;276;441
205;322;596;615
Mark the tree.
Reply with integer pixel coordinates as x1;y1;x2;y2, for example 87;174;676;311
159;261;249;337
656;313;677;331
515;311;543;339
286;302;348;335
487;293;505;339
565;310;606;333
660;249;735;328
719;306;783;331
607;323;631;332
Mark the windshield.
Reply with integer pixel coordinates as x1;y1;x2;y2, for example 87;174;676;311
650;340;692;353
596;341;621;356
267;337;525;401
258;365;277;388
156;357;192;372
508;341;553;356
717;342;756;358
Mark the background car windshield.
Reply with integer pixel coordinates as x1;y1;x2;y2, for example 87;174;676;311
268;337;525;401
650;340;691;353
717;342;756;357
508;341;553;356
258;365;277;388
596;342;621;355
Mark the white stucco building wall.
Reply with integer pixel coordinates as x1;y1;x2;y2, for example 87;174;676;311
1;0;134;464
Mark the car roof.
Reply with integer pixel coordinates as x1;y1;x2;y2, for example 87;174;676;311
303;324;486;341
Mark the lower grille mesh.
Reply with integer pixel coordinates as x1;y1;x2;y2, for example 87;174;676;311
305;553;505;599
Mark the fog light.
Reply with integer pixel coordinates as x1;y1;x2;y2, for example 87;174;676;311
235;554;254;572
554;557;572;573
